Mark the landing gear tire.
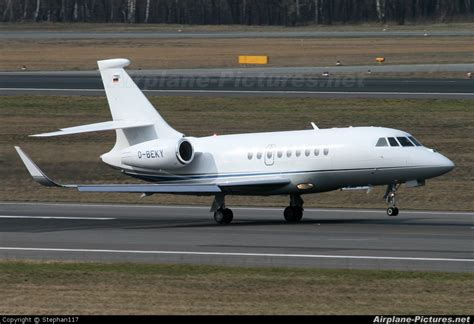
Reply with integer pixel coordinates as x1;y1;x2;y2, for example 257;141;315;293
384;184;401;217
214;208;233;224
284;206;303;222
387;206;399;216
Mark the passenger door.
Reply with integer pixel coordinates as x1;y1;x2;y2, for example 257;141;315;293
264;144;275;166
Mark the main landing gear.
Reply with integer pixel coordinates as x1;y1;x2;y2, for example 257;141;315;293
384;184;400;216
284;194;304;222
214;208;233;224
211;194;233;225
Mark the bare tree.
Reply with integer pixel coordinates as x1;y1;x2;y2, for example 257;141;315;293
376;0;386;22
2;0;13;21
34;0;41;21
145;0;151;23
61;0;67;22
127;0;136;23
73;0;78;21
22;0;30;20
1;0;473;26
314;0;319;23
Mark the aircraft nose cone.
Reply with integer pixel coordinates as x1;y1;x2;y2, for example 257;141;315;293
437;154;455;175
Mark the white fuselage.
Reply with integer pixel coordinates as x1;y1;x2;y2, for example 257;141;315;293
105;126;454;196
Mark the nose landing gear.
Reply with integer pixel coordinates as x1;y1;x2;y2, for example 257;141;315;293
384;184;400;216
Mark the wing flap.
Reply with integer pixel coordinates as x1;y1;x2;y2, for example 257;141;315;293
77;184;220;193
218;178;290;188
31;120;154;137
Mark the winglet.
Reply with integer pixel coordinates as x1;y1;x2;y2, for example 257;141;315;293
14;146;62;187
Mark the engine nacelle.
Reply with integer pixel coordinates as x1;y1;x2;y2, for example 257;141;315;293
121;138;195;170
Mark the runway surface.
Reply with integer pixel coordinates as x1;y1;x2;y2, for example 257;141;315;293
0;202;472;272
1;72;473;99
2;30;474;39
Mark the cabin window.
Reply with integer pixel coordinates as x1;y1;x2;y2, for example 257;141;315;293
387;137;399;147
323;148;329;155
408;136;422;146
296;150;301;157
267;151;273;159
376;137;388;147
314;148;319;156
277;150;283;158
248;152;253;160
257;152;262;159
397;137;414;147
286;150;292;158
305;149;310;157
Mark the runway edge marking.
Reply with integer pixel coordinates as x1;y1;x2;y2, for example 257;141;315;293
1;202;473;215
0;247;472;263
1;88;473;97
0;215;115;220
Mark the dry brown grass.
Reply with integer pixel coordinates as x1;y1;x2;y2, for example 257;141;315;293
0;95;472;211
0;261;472;315
2;36;474;71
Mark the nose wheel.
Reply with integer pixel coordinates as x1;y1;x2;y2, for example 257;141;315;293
386;206;399;216
384;184;400;216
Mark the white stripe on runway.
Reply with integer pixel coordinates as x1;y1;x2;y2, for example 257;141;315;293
1;202;473;216
1;88;474;97
0;215;114;220
0;247;472;263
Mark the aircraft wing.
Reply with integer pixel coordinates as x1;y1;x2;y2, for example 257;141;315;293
15;146;290;195
14;146;220;194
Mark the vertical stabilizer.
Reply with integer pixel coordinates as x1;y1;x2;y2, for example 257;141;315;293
97;58;182;150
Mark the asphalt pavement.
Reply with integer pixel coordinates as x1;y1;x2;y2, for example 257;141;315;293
0;202;472;272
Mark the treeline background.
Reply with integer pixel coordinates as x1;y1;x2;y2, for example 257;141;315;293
1;0;473;25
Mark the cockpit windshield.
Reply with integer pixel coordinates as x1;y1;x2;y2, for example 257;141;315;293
376;136;423;147
397;137;414;147
376;138;388;147
408;136;422;146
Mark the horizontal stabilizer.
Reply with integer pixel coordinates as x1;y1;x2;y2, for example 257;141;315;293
31;120;154;137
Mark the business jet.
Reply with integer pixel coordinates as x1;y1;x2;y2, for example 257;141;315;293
15;58;455;224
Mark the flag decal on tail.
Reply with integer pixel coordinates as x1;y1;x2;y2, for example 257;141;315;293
112;74;120;83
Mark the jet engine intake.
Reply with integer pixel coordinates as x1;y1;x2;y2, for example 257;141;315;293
121;138;195;170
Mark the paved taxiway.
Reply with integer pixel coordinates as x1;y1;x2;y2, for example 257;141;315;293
1;72;473;99
2;30;474;39
0;203;472;272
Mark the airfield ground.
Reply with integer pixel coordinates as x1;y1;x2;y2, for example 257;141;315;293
1;95;472;211
2;36;474;71
1;23;472;315
0;261;472;314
